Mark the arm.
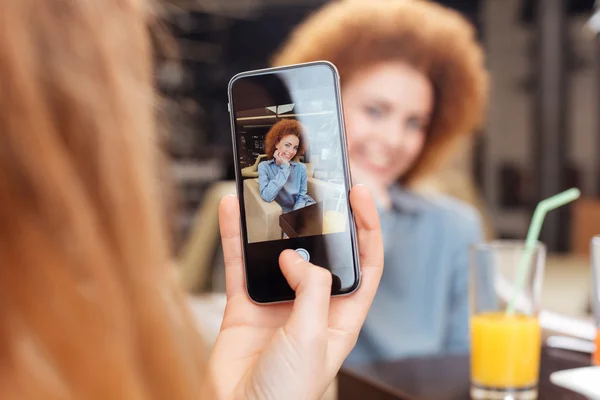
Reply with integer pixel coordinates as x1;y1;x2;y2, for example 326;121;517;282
444;211;483;353
293;165;315;210
258;162;290;203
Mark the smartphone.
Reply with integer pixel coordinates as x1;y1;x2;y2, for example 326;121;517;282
227;61;360;304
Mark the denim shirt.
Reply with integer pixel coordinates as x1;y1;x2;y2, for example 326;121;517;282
345;185;484;364
257;159;316;213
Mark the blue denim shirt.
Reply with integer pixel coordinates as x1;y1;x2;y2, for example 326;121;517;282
257;159;316;213
346;185;484;364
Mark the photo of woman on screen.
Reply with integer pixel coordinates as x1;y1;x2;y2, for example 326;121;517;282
258;119;316;213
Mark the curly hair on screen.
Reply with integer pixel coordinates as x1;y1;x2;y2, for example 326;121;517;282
272;0;488;184
264;119;307;160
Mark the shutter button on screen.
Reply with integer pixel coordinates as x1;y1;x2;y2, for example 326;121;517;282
295;248;310;262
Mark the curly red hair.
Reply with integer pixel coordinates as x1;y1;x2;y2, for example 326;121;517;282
272;0;488;184
264;119;307;160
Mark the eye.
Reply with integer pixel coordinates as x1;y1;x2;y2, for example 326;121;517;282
364;105;385;119
406;116;427;132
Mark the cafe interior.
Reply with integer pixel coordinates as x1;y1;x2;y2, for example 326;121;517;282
163;0;600;398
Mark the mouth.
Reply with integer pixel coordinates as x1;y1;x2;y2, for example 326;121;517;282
360;159;389;175
358;151;392;174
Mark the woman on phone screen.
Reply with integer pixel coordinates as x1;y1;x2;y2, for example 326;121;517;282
258;119;316;213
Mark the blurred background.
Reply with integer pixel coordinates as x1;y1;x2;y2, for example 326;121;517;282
159;0;600;322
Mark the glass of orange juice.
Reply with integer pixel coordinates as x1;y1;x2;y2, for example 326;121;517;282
470;241;546;400
591;236;600;366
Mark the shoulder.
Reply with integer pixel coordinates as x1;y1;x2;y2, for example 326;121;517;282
257;160;273;171
416;191;482;243
290;161;307;174
420;192;480;224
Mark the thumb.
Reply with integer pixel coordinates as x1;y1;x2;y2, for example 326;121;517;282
279;250;332;343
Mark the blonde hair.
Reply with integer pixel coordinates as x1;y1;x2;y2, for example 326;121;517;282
0;0;206;398
273;0;488;184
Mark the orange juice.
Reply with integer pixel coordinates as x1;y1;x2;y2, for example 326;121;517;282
471;313;541;388
594;331;600;366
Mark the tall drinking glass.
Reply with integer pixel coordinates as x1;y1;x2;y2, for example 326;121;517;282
591;236;600;366
470;240;546;400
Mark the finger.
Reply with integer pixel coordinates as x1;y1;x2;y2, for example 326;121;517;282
352;185;383;272
218;195;246;299
330;185;383;329
279;250;331;343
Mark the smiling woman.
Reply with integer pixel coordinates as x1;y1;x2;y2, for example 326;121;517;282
273;0;490;363
265;118;306;164
341;62;433;208
272;0;487;196
258;119;315;213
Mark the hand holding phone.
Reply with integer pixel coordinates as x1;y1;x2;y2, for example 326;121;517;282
207;186;383;400
228;61;361;303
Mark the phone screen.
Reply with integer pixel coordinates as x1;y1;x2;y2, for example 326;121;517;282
228;62;360;303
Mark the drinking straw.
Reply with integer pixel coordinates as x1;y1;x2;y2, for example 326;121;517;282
505;188;581;316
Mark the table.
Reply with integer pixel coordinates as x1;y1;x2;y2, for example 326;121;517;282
338;347;591;400
279;201;323;238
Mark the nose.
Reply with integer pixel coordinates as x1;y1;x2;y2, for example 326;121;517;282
377;119;406;150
